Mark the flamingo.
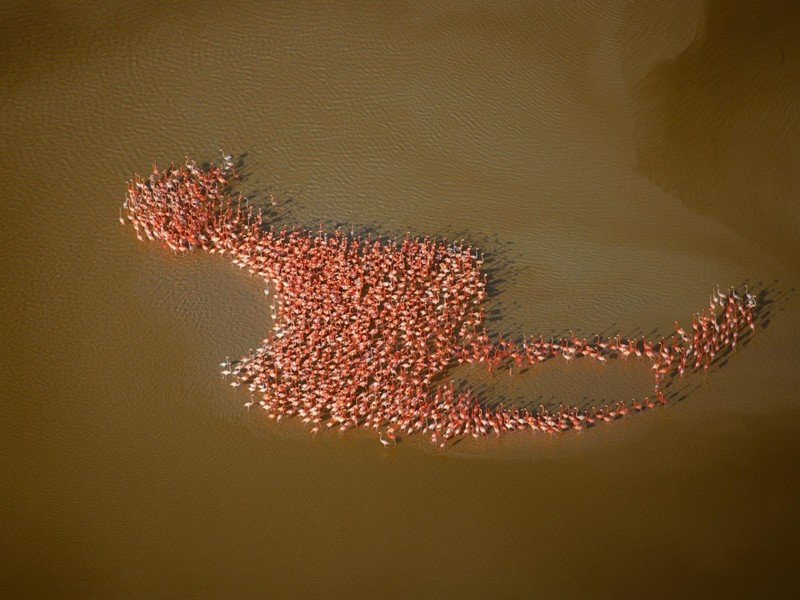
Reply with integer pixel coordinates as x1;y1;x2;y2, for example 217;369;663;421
122;157;758;447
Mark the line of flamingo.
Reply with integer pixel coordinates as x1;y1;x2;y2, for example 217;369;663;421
121;155;757;447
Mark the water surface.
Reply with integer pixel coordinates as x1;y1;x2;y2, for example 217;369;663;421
2;1;799;598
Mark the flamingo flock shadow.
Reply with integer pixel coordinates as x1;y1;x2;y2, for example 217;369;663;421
123;153;771;445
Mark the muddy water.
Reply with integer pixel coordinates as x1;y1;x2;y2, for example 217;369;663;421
2;1;799;597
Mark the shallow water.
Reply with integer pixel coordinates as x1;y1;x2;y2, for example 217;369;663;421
2;1;799;598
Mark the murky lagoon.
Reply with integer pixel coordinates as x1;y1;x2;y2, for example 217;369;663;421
2;1;799;597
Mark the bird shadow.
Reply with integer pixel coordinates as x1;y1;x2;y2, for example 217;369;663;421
445;279;790;416
217;154;790;431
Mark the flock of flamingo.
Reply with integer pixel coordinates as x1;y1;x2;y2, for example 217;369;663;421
121;155;757;447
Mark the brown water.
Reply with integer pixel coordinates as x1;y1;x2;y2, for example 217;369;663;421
2;1;800;598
